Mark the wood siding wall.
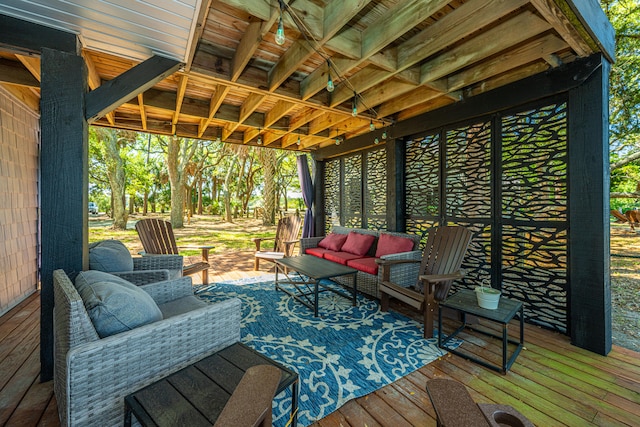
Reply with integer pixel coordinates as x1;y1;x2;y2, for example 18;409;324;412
0;86;39;316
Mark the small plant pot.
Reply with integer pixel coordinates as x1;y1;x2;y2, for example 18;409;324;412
475;286;501;309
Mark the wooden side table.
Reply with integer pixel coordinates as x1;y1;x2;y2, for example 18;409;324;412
124;342;299;426
438;289;524;373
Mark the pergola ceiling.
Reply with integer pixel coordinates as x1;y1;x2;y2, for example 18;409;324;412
0;0;613;152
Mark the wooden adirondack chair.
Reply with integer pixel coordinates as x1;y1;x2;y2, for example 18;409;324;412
379;226;473;338
135;218;213;285
253;215;302;270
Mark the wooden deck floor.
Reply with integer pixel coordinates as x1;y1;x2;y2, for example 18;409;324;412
1;252;639;426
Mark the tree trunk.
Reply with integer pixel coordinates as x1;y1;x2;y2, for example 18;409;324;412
223;157;237;222
166;135;198;228
101;129;128;229
260;148;277;226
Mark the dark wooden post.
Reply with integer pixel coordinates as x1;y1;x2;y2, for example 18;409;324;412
312;157;325;237
568;53;611;355
386;138;405;232
40;47;88;381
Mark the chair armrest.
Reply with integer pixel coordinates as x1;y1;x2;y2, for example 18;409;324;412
299;236;324;254
179;245;214;260
140;277;194;304
377;250;423;285
65;297;242;427
419;272;463;284
111;270;169;286
252;237;275;251
134;255;184;271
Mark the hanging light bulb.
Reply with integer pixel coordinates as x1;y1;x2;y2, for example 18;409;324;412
257;135;262;145
382;130;387;140
369;120;375;132
351;93;357;117
215;136;221;143
275;13;285;45
335;137;341;145
326;60;334;92
374;137;379;144
296;136;301;146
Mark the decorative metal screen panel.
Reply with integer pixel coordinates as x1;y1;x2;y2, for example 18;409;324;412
501;104;567;221
448;221;492;293
366;148;387;230
343;154;362;228
324;159;340;232
406;133;440;241
501;225;567;330
446;122;491;219
500;102;567;331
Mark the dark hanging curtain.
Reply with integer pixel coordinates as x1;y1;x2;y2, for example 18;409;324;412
296;155;315;238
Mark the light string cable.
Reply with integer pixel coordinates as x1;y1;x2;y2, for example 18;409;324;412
280;2;389;128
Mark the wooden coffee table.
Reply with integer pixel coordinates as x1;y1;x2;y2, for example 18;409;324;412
124;342;298;426
275;255;358;316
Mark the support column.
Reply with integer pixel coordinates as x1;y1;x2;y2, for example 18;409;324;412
386;138;405;232
568;53;611;355
312;157;325;237
40;48;88;380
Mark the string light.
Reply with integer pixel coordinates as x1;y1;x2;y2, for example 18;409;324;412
257;128;262;145
369;120;375;131
351;92;357;117
374;137;379;144
335;137;341;145
382;130;387;140
296;135;301;145
275;1;285;45
326;62;335;93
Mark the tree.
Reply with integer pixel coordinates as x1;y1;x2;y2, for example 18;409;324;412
164;135;200;228
601;1;640;204
258;147;277;225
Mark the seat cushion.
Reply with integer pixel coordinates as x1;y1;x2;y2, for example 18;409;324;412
75;270;162;338
324;251;363;265
375;233;415;258
341;231;376;256
318;232;348;251
89;240;134;272
305;247;332;258
158;295;208;318
347;257;379;275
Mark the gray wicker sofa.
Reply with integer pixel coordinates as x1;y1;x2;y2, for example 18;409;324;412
299;226;422;298
53;269;241;426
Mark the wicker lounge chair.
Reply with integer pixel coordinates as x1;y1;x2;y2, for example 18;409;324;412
53;269;241;426
135;218;213;284
253;214;302;271
379;225;473;338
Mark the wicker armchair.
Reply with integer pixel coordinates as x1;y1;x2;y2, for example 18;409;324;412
53;269;241;426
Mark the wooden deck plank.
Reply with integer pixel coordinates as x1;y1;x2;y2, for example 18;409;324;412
2;254;639;427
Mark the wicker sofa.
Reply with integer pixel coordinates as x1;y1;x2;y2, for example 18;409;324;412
53;269;241;426
299;226;422;298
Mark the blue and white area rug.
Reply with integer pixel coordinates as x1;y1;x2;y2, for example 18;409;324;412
196;276;456;427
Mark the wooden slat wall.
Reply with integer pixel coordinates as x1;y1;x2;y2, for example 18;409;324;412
0;86;39;316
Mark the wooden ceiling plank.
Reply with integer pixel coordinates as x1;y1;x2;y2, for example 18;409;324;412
359;79;419;111
395;96;455;121
264;99;296;128
445;34;568;92
463;61;550;98
268;0;370;92
323;28;361;59
530;0;592;58
243;127;260;144
16;54;41;81
420;11;551;84
309;113;350;135
330;67;391;107
0;59;39;87
231;17;263;83
172;74;189;125
289;108;325;132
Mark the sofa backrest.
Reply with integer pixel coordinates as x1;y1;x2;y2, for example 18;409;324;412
331;226;420;257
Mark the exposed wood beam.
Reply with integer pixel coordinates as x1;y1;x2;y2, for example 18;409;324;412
239;92;266;124
184;0;214;71
85;55;181;123
82;52;115;125
309;113;350;135
561;0;615;62
463;62;550;98
138;93;147;130
264;100;296;128
268;0;371;92
231;17;264;82
198;84;230;137
173;74;189;128
0;59;39;88
420;12;551;84
530;0;593;58
444;34;568;92
1;83;40;111
376;86;444;118
16;55;41;81
0;14;78;55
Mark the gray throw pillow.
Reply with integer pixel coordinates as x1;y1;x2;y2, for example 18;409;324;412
89;240;134;272
75;270;162;338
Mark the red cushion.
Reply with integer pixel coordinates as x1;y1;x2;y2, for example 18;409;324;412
347;257;378;275
305;247;332;258
341;232;376;256
375;233;415;258
323;251;363;265
318;233;348;251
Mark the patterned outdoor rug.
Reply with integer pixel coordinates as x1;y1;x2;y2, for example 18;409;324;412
195;275;456;427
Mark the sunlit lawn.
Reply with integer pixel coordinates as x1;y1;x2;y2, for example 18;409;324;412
89;213;277;256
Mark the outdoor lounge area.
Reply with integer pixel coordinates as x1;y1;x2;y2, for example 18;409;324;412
1;0;639;425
